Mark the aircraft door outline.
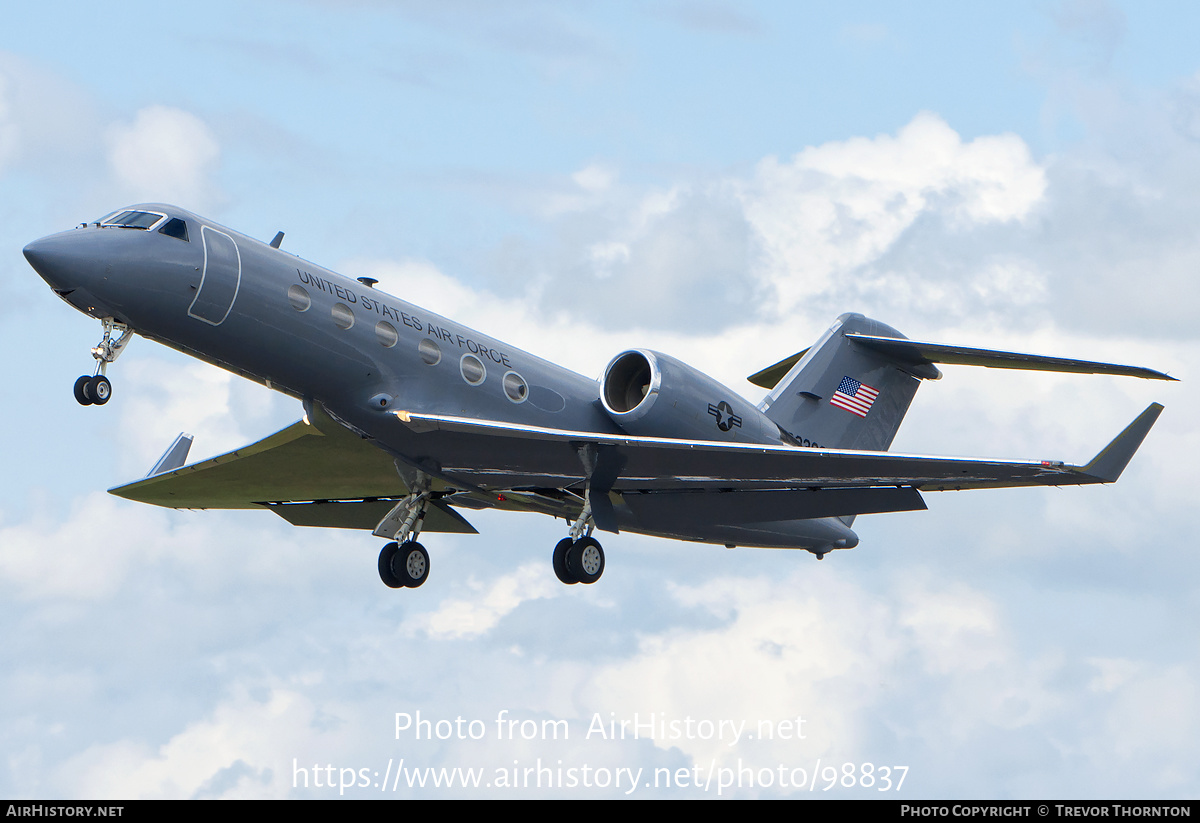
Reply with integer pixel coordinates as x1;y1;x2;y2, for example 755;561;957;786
188;226;241;326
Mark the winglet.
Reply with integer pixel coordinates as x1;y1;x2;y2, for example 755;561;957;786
147;432;194;477
1080;404;1164;482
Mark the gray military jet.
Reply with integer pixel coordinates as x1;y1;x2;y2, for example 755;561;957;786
23;204;1174;589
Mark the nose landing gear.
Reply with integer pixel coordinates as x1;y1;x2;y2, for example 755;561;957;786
74;319;132;407
73;374;111;406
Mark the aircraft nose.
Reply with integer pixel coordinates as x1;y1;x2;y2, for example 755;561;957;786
24;230;125;319
23;238;50;270
24;236;64;286
23;232;92;291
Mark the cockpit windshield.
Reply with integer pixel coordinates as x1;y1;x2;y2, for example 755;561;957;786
98;210;166;230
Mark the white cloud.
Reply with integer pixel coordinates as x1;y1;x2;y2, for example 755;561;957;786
575;568;1200;796
515;114;1052;337
581;572;943;768
739;112;1047;317
114;356;296;476
107;106;221;211
404;562;563;640
0;493;170;601
59;686;318;799
0;51;102;186
572;164;614;193
586;240;630;279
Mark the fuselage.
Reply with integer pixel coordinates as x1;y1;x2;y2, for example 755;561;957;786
25;204;614;433
24;204;859;552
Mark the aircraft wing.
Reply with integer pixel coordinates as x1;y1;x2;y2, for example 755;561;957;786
392;403;1164;493
107;413;476;533
107;400;1161;533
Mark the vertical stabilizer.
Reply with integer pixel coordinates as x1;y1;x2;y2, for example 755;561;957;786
758;313;935;452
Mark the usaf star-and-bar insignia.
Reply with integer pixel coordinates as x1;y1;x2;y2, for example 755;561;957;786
708;400;743;432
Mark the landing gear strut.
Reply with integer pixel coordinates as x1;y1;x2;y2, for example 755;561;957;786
374;466;433;589
74;319;132;406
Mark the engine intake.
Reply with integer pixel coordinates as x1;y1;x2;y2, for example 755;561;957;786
600;349;783;444
602;350;660;415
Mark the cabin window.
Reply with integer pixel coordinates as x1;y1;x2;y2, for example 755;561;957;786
503;371;528;403
376;321;398;348
460;354;485;385
287;285;310;312
331;302;355;330
418;338;441;365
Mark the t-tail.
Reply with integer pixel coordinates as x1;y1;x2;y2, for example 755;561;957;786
753;313;931;452
750;312;1176;453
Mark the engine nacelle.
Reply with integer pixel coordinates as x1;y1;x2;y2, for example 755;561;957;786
600;349;786;444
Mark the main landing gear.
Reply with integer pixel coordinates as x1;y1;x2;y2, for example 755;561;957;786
74;319;132;407
371;464;609;589
553;535;605;585
552;497;606;585
374;471;433;590
378;540;430;589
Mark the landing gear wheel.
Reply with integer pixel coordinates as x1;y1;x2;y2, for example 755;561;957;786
566;536;605;585
393;541;429;588
74;376;94;406
88;375;112;405
378;541;403;588
553;538;578;585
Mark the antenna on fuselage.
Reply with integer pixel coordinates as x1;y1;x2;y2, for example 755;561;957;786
269;231;284;249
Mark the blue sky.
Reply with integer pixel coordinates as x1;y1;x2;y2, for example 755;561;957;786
2;1;1197;798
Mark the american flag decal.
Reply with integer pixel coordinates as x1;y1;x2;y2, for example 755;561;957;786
830;376;879;418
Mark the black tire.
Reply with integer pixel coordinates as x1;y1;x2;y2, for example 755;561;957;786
378;541;403;588
393;541;430;588
74;375;94;406
566;536;604;585
552;537;578;585
88;375;112;405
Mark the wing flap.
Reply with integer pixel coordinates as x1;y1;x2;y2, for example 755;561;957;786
262;499;477;533
622;487;927;526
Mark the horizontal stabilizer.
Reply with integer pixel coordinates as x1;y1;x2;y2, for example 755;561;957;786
1080;403;1164;482
748;337;1176;387
747;348;808;389
844;334;1178;381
